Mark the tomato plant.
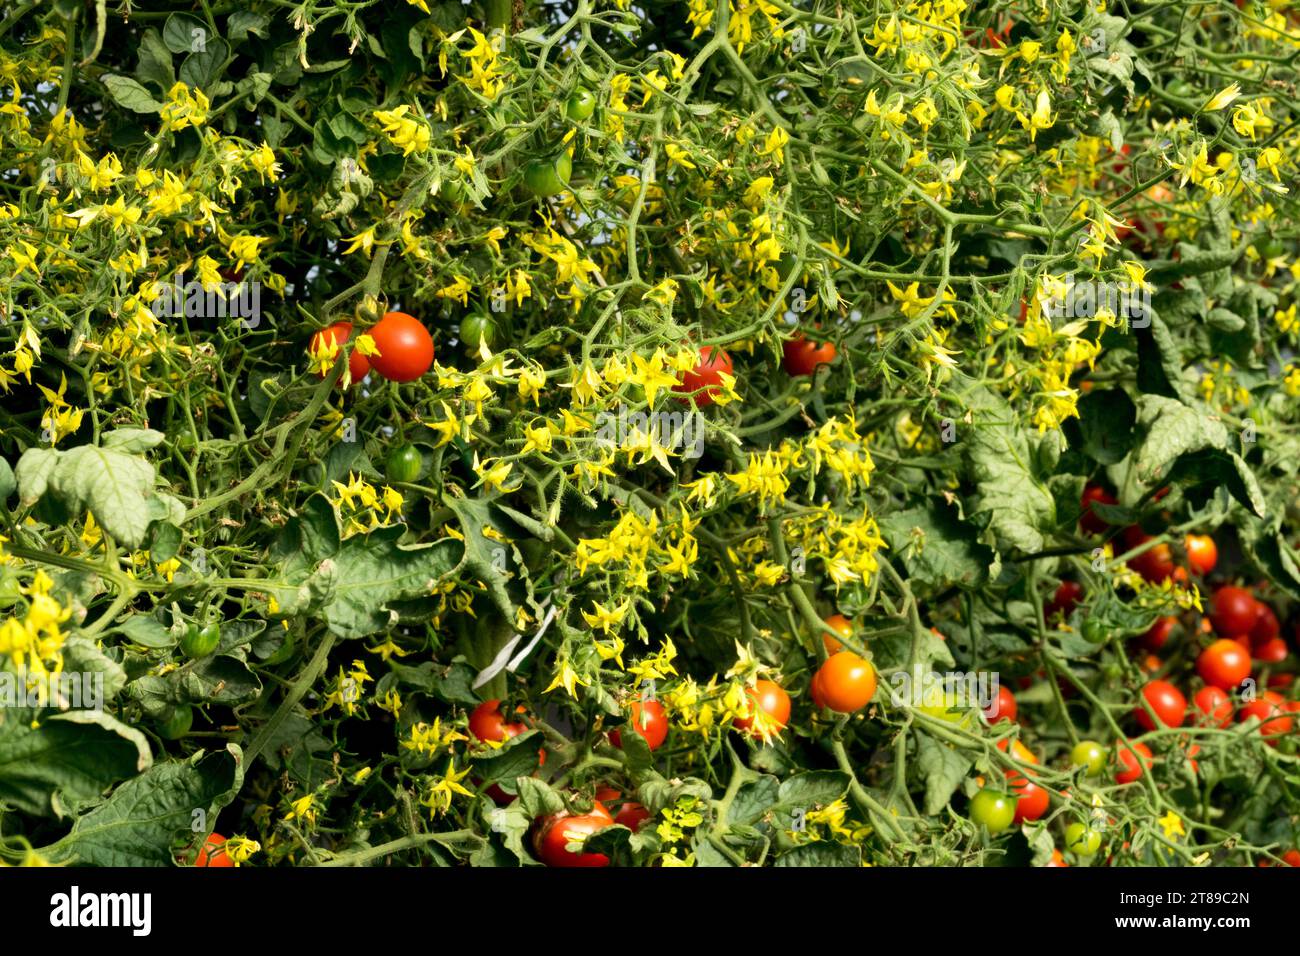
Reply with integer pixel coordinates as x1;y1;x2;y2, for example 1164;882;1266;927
2;0;1297;875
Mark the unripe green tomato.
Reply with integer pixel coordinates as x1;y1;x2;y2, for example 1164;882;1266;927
385;443;422;484
1256;237;1284;259
1165;80;1194;100
442;179;468;205
1081;617;1107;643
523;153;572;197
181;621;221;659
566;89;596;122
970;789;1016;833
1065;822;1102;856
1071;739;1108;776
159;705;193;739
460;313;496;353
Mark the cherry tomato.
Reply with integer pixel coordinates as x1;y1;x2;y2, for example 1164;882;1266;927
194;833;234;868
1114;740;1153;784
613;801;651;831
733;680;792;734
566;89;596;122
985;685;1017;723
1283;849;1300;867
1250;602;1281;648
1210;586;1260;638
1255;637;1288;663
1197;639;1252;690
1006;770;1049;824
385;443;422;484
366;311;434;382
1141;616;1177;652
1134;679;1186;730
809;670;827;710
159;705;193;740
181;620;221;659
822;613;853;654
1065;822;1102;856
1046;848;1069;867
523;152;572;197
1123;527;1180;583
1070;739;1107;776
460;313;496;353
673;345;733;407
469;699;528;742
782;334;837;376
1079;484;1116;536
1184;534;1217;575
970;789;1016;833
998;737;1040;765
610;699;668;751
1239;691;1294;740
534;802;614;867
1192;685;1234;727
1046;581;1083;619
815;652;877;713
310;321;370;385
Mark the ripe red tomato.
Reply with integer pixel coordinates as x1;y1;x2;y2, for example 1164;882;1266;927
1250;602;1281;647
1046;581;1083;619
309;321;370;385
1282;849;1300;867
782;334;836;376
985;685;1017;723
815;652;877;713
673;345;732;406
733;679;792;734
1239;691;1294;740
1184;534;1217;575
610;699;668;751
613;801;651;832
1192;685;1233;727
1255;637;1289;663
1079;484;1116;536
1005;770;1049;824
534;802;615;867
1197;639;1252;690
1114;740;1154;784
1211;586;1260;638
469;699;527;742
822;613;853;654
194;833;234;868
1123;527;1180;583
1141;616;1177;652
1135;679;1186;730
810;670;827;709
366;311;434;382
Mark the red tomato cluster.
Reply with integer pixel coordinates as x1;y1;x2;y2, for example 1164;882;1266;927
309;310;434;387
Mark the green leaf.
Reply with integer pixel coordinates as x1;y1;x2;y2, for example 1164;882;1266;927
228;10;271;41
162;12;210;54
180;38;231;90
136;28;176;90
61;636;128;702
1076;389;1136;464
1127;395;1230;500
0;709;151;817
878;500;994;590
0;456;13;502
101;428;166;452
45;747;243;866
916;730;973;815
963;388;1057;554
774;842;861;866
15;447;58;505
102;74;163;113
114;613;175;649
49;445;157;549
775;770;850;812
727;775;780;827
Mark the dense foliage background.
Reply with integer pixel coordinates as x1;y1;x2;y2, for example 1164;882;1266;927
1;0;1299;867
